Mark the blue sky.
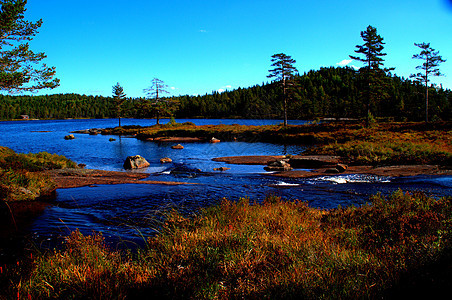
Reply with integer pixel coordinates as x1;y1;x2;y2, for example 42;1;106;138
20;0;452;98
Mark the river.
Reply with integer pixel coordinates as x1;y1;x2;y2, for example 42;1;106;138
0;118;451;253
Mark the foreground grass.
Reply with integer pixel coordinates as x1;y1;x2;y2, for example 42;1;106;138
0;146;77;201
5;191;452;299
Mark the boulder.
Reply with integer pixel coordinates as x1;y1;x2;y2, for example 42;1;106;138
64;134;75;140
160;157;173;164
123;155;150;169
213;167;231;171
171;144;184;149
210;137;221;143
264;160;293;172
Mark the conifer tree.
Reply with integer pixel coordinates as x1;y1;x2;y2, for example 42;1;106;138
267;53;298;126
143;78;172;125
0;0;59;92
350;25;392;126
410;42;446;122
112;82;126;127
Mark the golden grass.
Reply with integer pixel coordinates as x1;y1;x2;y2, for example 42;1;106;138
8;191;452;299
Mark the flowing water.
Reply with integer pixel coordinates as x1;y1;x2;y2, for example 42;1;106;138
0;118;451;253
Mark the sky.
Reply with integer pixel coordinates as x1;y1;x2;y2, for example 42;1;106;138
15;0;452;98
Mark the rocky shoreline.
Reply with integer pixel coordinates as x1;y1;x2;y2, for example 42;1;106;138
46;169;196;189
213;155;452;178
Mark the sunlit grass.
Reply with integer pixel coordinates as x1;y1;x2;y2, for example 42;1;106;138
0;146;77;201
9;191;452;299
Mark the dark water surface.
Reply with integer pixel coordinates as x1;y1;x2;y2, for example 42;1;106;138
1;118;451;252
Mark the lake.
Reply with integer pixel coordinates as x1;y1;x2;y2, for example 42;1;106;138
1;118;451;252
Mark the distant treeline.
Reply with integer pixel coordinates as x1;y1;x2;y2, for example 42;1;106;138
1;67;450;121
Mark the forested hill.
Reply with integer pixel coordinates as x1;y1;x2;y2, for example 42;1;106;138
1;67;450;121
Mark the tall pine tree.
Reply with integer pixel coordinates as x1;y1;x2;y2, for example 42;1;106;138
112;82;126;127
410;42;446;122
267;53;298;126
350;25;392;126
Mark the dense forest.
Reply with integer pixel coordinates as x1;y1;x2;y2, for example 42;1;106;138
0;67;450;122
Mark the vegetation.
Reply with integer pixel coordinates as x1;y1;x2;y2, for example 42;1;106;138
142;78;175;125
101;121;452;166
0;66;449;121
267;53;298;126
112;82;127;127
1;191;449;299
0;146;77;201
349;25;393;126
0;0;59;92
410;42;447;122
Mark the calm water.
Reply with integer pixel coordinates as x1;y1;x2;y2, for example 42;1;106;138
1;118;451;250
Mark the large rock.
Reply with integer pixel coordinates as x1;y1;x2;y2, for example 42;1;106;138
123;155;150;169
264;160;293;172
171;144;184;149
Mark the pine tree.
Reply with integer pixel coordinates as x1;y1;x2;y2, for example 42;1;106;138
143;78;172;125
410;42;446;122
267;53;298;126
0;0;59;92
350;25;392;126
112;82;126;127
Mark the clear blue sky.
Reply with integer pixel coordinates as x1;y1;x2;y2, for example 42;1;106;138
21;0;452;98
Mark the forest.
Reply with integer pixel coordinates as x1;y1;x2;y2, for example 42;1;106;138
0;66;450;122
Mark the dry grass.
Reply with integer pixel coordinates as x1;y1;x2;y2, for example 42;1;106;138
7;191;452;299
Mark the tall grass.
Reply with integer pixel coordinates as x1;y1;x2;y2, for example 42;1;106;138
9;191;452;299
0;146;77;201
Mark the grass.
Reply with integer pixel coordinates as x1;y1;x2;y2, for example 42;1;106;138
101;121;452;166
6;191;452;299
0;146;78;201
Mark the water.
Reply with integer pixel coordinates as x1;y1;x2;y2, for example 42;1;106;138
0;118;451;250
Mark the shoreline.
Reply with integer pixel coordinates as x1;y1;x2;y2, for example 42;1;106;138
46;168;196;189
212;155;452;178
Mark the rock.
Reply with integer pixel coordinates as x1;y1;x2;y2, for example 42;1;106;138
264;160;293;172
213;167;231;171
64;134;75;140
336;164;348;172
325;168;340;174
288;156;341;168
160;157;173;164
109;138;116;142
170;164;203;178
210;137;221;143
171;144;184;149
123;155;150;169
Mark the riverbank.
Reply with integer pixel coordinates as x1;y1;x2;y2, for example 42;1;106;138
4;191;452;299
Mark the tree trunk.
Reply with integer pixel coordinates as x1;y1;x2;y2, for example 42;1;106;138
425;67;429;123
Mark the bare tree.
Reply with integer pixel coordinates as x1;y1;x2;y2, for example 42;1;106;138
143;78;170;125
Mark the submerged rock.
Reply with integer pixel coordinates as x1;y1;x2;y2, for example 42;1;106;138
123;155;150;169
160;157;173;164
64;134;75;140
213;167;231;171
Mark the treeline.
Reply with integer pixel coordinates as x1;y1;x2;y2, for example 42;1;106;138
0;67;450;121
